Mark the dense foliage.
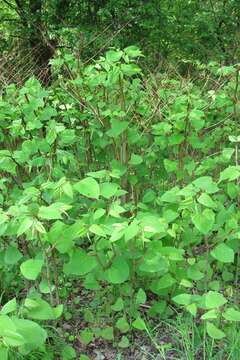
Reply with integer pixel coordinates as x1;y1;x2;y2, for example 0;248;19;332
1;0;240;69
0;1;240;359
0;47;239;358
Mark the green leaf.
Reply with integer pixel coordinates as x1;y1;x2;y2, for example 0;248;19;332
219;166;240;182
100;327;114;340
132;317;147;331
2;330;25;347
193;177;219;194
100;182;118;199
223;308;240;321
124;221;139;242
116;317;130;333
205;291;227;309
138;253;169;273
192;209;215;235
106;49;123;62
0;298;17;315
121;63;141;76
124;45;142;58
74;177;100;199
93;208;105;220
17;218;34;237
105;256;129;284
107;119;129;138
63;182;73;198
63;249;97;276
197;193;217;209
80;330;94;345
210;243;234;263
201;309;218;320
135;288;147;305
111;298;124;312
153;273;176;290
172;293;192;306
189;109;205;130
118;335;130;348
83;273;100;290
61;345;76;360
186;303;197;317
20;259;43;280
89;224;106;237
38;203;71;220
129;154;143;165
206;322;225;340
4;246;22;265
12;318;47;345
24;298;61;320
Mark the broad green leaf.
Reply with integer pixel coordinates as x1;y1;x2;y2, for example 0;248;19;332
219;166;240;182
124;221;139;242
89;224;106;237
4;246;22;265
205;291;227;309
164;159;178;173
138;253;169;273
116;317;130;333
124;45;142;58
186;303;197;317
193;177;219;194
189;109;205;130
110;224;126;242
129;154;143;165
210;243;234;263
118;335;130;348
100;327;114;340
105;256;129;284
86;170;107;179
80;330;94;345
63;182;73;198
201;309;218;320
0;298;17;315
74;177;100;199
107;120;129;138
64;249;97;276
93;208;105;220
223;308;240;321
197;193;216;209
2;330;25;347
12;318;47;345
20;259;43;280
24;298;61;320
172;293;192;306
111;297;124;312
38;203;71;220
121;63;141;76
141;215;168;234
106;49;123;62
153;273;176;290
17;218;34;237
132;317;146;331
206;322;225;339
192;209;215;235
100;182;118;199
61;345;76;360
135;288;147;305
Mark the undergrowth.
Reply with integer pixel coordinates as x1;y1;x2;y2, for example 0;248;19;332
0;47;239;359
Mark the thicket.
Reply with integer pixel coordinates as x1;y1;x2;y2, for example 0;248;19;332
0;46;239;359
